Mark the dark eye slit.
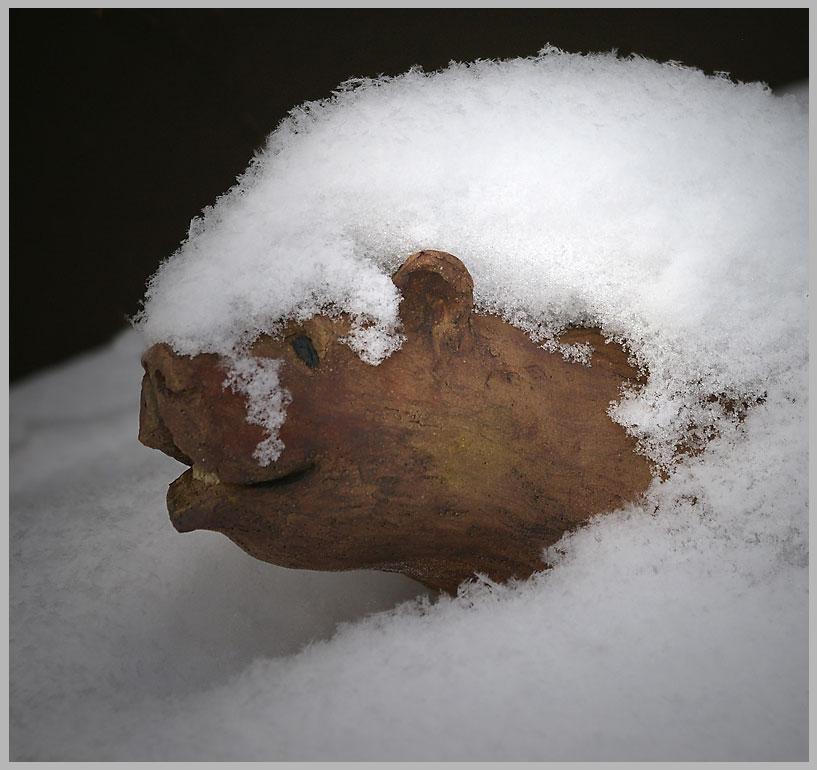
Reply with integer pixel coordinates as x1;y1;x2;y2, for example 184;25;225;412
292;336;319;368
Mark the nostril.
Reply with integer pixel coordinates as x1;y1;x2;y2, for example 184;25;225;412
153;368;171;394
152;368;189;397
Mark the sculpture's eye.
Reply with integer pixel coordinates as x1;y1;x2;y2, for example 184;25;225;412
292;336;319;368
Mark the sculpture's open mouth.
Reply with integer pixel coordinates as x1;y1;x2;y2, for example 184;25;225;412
167;462;316;533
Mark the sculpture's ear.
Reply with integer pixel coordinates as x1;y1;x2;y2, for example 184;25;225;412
392;250;474;337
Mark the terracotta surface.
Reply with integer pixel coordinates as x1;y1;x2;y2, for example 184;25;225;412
139;250;653;593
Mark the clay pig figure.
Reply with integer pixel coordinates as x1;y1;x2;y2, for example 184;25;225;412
140;250;652;593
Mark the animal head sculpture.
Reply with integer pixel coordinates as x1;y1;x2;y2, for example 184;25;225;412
139;250;652;593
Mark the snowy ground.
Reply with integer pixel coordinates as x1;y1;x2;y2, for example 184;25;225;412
9;329;808;760
10;53;808;760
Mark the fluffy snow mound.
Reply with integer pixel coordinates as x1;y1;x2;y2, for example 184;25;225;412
11;49;807;760
137;48;807;469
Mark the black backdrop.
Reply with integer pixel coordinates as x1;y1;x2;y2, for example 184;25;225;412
10;9;808;382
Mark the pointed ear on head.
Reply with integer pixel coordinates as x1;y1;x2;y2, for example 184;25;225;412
392;250;474;337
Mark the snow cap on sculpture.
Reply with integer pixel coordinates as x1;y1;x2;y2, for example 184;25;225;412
136;48;806;475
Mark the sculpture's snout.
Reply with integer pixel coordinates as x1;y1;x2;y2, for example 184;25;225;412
138;343;288;485
139;346;194;466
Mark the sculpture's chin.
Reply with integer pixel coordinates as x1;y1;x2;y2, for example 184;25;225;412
166;463;314;534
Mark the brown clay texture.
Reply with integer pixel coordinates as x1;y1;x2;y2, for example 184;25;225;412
139;250;653;593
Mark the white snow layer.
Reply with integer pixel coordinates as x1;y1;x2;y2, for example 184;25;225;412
11;49;808;760
136;49;807;469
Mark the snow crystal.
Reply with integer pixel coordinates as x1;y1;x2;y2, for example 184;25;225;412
11;48;808;760
222;355;291;465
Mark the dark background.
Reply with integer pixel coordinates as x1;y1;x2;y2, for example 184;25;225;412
10;9;808;382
